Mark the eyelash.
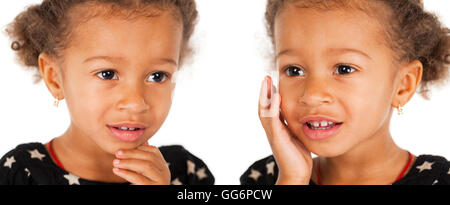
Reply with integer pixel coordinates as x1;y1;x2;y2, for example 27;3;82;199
96;69;118;80
147;71;170;83
333;64;358;75
283;65;305;77
95;70;170;83
283;64;359;77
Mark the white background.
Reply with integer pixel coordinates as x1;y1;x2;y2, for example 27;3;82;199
0;0;449;185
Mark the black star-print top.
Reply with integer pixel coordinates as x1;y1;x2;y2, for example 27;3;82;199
241;154;450;185
0;143;214;185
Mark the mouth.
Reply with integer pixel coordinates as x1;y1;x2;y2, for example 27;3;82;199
301;117;343;141
111;126;144;131
305;120;343;130
107;123;147;142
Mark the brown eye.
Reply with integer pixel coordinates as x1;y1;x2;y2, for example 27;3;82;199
96;70;118;80
284;66;305;77
334;65;356;75
147;71;168;83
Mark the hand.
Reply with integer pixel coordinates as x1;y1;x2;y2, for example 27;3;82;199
112;142;171;185
258;76;313;185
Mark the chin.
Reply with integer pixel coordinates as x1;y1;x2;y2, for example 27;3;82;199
96;140;136;155
112;140;145;151
309;146;347;158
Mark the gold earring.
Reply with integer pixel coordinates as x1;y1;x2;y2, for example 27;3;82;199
397;105;404;115
53;99;60;108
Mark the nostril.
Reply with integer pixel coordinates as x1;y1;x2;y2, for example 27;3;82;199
116;93;150;112
299;93;333;107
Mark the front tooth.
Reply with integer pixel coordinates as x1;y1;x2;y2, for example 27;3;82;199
320;121;328;127
312;122;320;127
129;128;136;131
120;127;128;130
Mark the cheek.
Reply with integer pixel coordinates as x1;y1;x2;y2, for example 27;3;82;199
341;73;395;137
64;78;113;132
279;80;301;124
145;86;174;130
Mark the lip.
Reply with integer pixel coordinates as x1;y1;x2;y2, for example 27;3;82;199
300;116;342;124
107;123;147;142
300;116;343;141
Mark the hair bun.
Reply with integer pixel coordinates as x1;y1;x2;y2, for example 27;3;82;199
11;41;22;51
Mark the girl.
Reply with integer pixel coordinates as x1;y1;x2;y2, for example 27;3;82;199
242;0;450;185
0;0;214;185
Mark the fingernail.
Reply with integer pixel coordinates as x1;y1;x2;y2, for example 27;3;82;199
113;159;120;166
113;168;120;173
116;150;123;156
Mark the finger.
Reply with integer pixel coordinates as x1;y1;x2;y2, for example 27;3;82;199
279;107;288;126
116;148;167;170
113;158;165;181
265;93;283;144
268;93;294;142
259;76;271;110
137;145;169;168
112;167;155;185
270;93;282;127
260;76;277;118
271;80;278;95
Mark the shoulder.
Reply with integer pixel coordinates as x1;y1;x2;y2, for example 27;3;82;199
158;145;215;185
240;155;278;185
0;142;48;185
397;154;450;185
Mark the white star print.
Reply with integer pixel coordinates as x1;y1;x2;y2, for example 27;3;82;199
64;173;80;185
416;161;434;173
171;178;183;185
249;169;262;181
266;161;275;175
187;160;196;175
432;180;438;185
28;149;45;161
24;168;30;177
196;167;208;180
4;156;15;169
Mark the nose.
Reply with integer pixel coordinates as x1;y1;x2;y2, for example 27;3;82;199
299;76;333;107
116;82;150;114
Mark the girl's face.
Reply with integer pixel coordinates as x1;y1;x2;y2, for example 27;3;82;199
275;5;400;157
56;10;182;154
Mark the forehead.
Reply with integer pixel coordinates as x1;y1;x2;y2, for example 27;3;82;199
64;4;183;62
274;4;388;55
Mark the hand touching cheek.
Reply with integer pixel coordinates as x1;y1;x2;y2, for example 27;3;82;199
259;76;313;185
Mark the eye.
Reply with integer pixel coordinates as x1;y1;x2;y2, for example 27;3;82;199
96;70;118;80
334;65;357;75
284;65;305;77
147;71;169;83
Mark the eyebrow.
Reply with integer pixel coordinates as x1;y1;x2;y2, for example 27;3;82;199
276;49;293;59
83;56;178;66
327;48;372;60
83;56;125;64
276;48;372;60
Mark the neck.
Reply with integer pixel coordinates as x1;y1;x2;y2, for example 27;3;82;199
317;122;412;185
51;123;126;183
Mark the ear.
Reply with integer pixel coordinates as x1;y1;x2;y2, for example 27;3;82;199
392;60;423;108
38;53;64;101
